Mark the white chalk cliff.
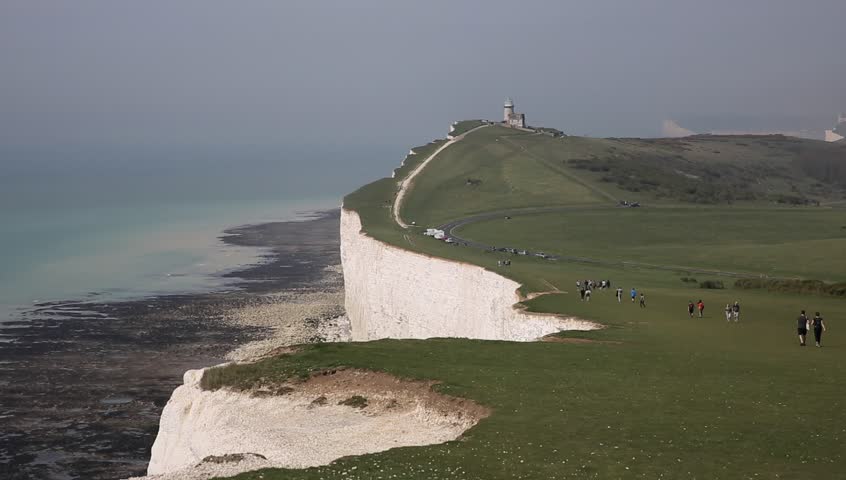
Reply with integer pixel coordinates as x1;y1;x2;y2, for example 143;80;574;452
143;157;597;478
340;208;596;341
143;369;483;478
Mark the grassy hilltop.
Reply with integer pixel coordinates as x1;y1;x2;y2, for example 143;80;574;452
217;122;846;479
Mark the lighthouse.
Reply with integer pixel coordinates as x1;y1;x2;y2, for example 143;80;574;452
504;98;515;122
503;98;526;128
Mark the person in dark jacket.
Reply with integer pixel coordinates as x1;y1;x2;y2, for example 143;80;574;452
812;312;827;347
797;310;809;346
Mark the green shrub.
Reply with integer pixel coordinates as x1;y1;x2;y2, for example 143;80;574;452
734;278;846;297
699;280;725;289
338;395;368;408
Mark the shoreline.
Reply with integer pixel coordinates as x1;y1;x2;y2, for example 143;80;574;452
0;209;344;480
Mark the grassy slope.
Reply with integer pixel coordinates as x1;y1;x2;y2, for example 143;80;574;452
222;267;846;479
449;119;488;137
510;134;846;205
401;127;609;227
457;207;846;282
216;124;846;479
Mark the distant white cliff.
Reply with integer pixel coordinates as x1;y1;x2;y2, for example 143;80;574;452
340;209;597;341
825;114;845;142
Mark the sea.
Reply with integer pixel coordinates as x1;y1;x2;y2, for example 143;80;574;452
0;143;398;326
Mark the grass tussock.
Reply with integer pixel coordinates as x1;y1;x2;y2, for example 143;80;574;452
699;280;725;289
338;395;368;409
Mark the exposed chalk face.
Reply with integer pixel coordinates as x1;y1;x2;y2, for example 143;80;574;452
143;369;486;478
140;208;597;479
340;209;597;341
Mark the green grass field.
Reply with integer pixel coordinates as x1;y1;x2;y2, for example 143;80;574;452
401;127;610;227
221;271;846;479
216;123;846;479
457;206;846;282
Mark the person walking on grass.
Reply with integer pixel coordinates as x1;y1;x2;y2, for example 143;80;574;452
697;300;705;318
639;293;646;308
616;287;623;303
797;310;810;346
579;286;586;301
732;301;741;322
631;287;637;303
688;301;695;318
724;303;732;322
585;287;592;302
812;312;826;347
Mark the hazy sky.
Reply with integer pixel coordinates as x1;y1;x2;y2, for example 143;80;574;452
2;0;844;150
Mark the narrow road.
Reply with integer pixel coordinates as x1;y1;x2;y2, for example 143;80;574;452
393;123;491;228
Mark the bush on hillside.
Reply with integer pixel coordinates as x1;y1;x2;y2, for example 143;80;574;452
699;280;725;289
771;194;813;205
563;137;846;204
735;278;846;297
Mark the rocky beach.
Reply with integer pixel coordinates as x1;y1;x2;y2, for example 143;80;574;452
0;209;345;480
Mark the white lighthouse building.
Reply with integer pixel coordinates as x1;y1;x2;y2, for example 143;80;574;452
503;98;526;128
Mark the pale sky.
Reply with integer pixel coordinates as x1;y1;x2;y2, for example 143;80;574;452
1;0;844;150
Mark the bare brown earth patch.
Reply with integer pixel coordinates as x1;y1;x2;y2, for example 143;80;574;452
255;368;491;421
137;368;490;479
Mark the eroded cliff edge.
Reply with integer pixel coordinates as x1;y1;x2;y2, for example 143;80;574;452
142;368;486;478
340;208;596;341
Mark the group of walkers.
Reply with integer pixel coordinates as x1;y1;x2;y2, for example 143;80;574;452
578;278;832;347
576;279;612;302
577;279;646;307
688;300;830;347
723;302;741;321
687;300;741;321
629;287;646;307
688;300;706;318
797;310;827;347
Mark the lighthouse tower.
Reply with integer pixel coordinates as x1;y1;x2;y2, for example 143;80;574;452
502;97;526;128
503;98;515;122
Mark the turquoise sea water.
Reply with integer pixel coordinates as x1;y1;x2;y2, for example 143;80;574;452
0;143;396;321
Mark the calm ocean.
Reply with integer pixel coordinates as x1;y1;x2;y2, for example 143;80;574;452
0;143;396;323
